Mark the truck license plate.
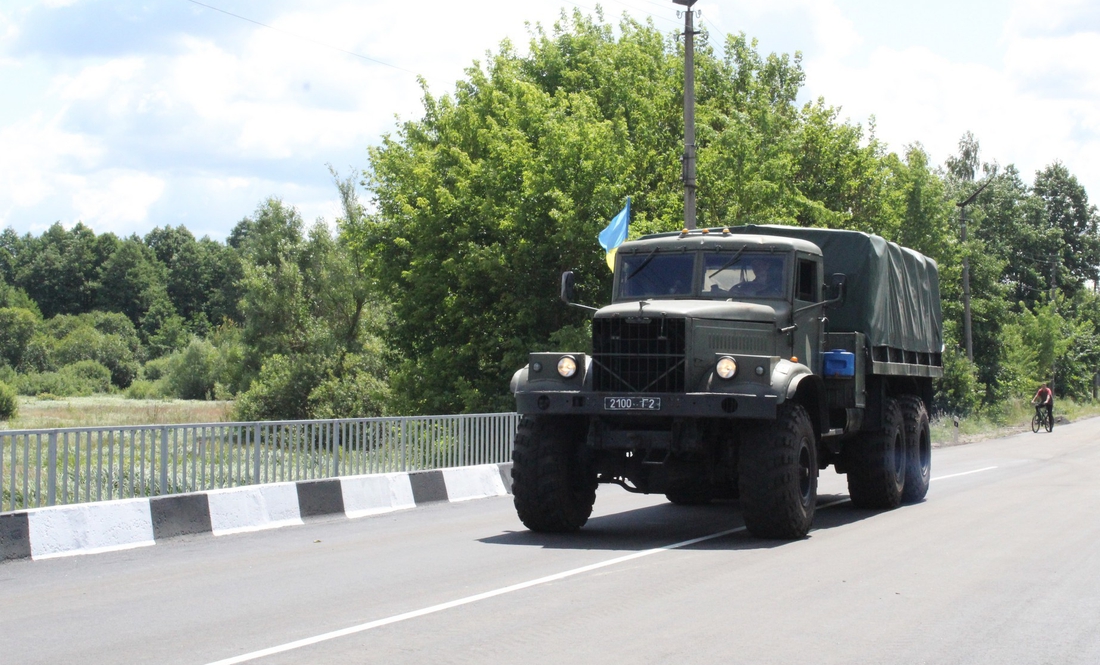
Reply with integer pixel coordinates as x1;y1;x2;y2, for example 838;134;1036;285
604;397;661;411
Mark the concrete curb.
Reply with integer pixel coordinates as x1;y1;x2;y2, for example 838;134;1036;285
0;462;513;562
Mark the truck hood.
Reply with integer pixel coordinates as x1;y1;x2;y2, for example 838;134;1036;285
595;299;787;324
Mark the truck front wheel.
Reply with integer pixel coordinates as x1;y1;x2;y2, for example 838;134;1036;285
738;403;817;539
847;397;906;509
511;415;597;532
899;396;931;503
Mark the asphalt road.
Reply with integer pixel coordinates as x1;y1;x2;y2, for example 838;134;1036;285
3;418;1100;665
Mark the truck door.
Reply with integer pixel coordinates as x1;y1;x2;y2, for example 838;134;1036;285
793;255;823;372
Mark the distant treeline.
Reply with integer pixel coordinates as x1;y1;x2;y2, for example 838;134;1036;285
2;10;1100;423
0;188;388;422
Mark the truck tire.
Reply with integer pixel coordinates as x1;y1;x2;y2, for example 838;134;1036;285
738;402;817;539
899;396;931;503
511;415;597;532
847;397;906;509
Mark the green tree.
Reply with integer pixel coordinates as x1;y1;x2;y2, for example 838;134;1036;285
363;10;894;413
0;307;38;369
96;236;170;326
1032;162;1100;293
229;197;304;269
13;222;102;317
232;182;390;418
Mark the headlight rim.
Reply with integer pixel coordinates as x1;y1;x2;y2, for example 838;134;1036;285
557;355;578;378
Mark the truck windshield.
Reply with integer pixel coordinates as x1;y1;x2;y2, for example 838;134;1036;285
615;250;788;299
702;252;786;298
618;253;695;298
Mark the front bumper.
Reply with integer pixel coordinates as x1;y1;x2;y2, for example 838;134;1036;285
515;390;779;420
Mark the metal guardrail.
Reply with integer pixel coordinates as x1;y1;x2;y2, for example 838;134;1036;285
1;413;521;513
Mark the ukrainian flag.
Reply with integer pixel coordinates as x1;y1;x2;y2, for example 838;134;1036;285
598;197;630;271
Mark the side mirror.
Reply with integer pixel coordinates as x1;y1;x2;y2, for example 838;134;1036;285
826;273;847;305
560;270;576;304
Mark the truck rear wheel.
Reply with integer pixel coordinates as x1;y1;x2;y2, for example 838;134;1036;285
847;397;906;509
738;403;817;539
899;396;931;503
511;415;597;532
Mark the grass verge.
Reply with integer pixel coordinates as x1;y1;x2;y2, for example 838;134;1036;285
932;397;1100;447
1;395;234;430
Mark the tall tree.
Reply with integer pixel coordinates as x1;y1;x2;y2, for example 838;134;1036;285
96;236;170;327
363;10;891;413
14;223;102;317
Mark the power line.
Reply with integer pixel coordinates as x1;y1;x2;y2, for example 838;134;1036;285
183;0;418;75
701;16;727;47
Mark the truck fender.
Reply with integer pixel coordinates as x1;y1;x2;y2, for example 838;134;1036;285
770;359;812;401
510;366;529;394
785;370;818;400
785;370;826;438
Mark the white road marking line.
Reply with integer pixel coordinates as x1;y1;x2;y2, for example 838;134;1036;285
931;466;998;481
205;525;748;665
818;465;999;510
207;464;1002;664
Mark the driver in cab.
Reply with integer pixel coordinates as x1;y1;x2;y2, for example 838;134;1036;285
731;256;783;297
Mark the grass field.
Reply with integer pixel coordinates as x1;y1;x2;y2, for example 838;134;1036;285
1;396;235;431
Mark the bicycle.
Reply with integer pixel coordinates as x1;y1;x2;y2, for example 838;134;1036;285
1031;404;1054;433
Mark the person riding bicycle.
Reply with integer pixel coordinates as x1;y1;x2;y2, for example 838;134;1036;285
1032;383;1053;427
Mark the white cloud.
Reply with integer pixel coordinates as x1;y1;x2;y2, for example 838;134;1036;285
800;0;1100;197
70;171;165;231
3;0;1100;241
0;113;101;208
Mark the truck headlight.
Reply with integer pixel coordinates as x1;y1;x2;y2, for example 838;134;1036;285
716;356;737;379
557;355;577;378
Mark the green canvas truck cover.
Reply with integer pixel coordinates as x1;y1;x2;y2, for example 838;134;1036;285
727;225;943;355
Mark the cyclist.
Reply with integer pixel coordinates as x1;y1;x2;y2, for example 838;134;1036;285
1032;383;1054;429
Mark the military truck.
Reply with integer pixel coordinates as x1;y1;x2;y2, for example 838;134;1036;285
509;224;943;539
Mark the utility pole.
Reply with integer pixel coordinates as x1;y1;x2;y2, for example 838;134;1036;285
674;0;698;229
956;179;992;362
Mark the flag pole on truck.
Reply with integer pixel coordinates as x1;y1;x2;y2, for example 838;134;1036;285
674;0;698;229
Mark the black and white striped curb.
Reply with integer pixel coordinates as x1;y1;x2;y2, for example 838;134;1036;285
0;463;512;562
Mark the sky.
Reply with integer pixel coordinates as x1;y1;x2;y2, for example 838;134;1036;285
0;0;1097;241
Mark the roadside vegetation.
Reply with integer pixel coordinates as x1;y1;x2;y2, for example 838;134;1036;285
1;395;233;430
1;9;1099;426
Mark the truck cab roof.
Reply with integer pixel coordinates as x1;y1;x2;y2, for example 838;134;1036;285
619;230;822;256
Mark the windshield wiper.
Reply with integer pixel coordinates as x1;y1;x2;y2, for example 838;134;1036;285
627;247;660;279
707;247;747;279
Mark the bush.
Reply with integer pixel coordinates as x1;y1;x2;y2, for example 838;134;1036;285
143;355;175;381
309;354;389;418
54;326;140;388
18;334;56;373
166;337;218;399
233;354;325;421
0;380;17;420
0;307;39;368
15;360;113;397
935;346;982;416
63;360;113;392
125;379;169;400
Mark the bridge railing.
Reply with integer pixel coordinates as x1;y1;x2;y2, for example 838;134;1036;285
1;412;521;512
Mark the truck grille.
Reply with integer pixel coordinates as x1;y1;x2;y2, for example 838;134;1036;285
592;317;686;393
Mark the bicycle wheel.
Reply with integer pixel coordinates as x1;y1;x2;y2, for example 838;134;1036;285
1032;413;1040;433
1045;412;1054;432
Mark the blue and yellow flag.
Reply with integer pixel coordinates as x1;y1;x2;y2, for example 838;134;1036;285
598;197;630;271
